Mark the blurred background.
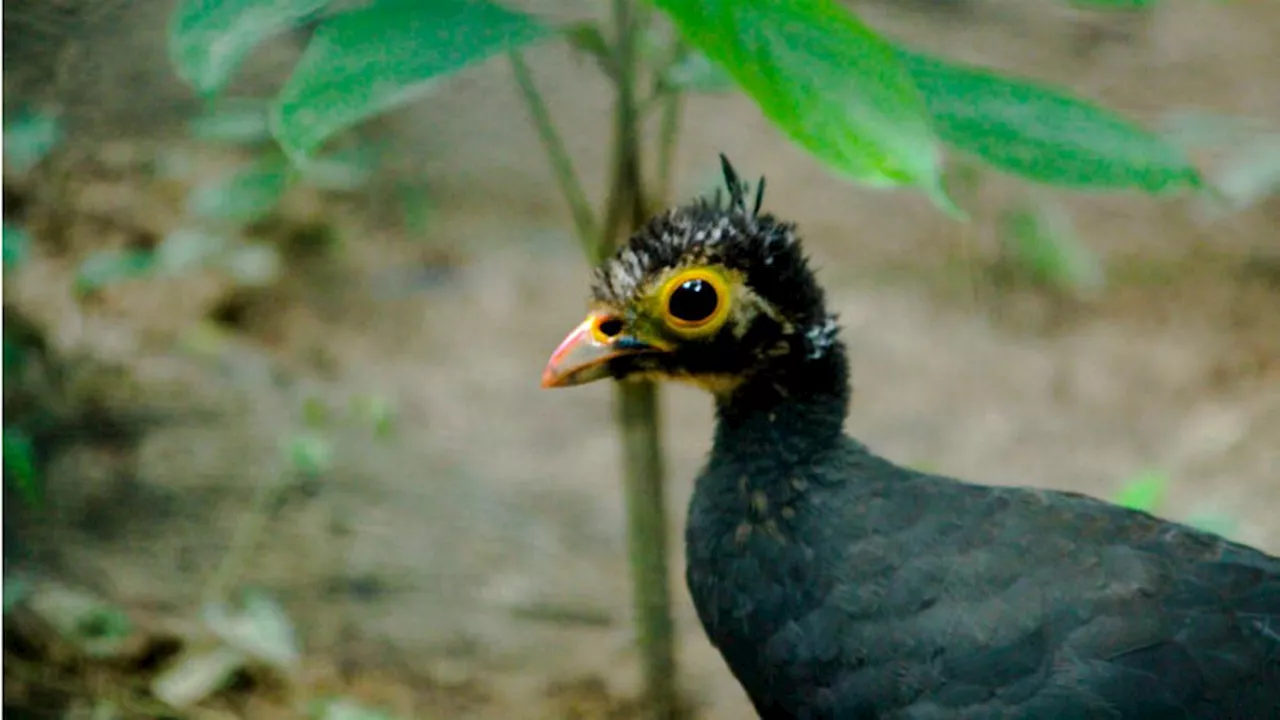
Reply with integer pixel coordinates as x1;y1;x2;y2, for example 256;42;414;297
3;0;1278;718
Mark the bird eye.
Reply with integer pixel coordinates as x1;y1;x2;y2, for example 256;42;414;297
659;268;731;336
668;279;718;323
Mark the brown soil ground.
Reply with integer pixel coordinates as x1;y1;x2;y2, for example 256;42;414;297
4;0;1279;718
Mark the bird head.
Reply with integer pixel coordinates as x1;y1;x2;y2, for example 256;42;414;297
541;155;839;397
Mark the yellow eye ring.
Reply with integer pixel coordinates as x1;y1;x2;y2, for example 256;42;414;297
658;267;732;337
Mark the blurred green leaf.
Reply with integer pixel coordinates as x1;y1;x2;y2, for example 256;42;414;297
353;394;396;439
1113;469;1169;512
75;249;155;295
202;589;300;669
77;606;134;646
998;197;1105;295
1158;111;1271;151
303;395;329;428
187;153;291;223
654;0;944;202
157;228;230;274
288;432;333;477
169;0;330;96
563;22;613;79
151;646;246;708
3;429;40;506
188;98;274;144
3;110;61;174
3;339;28;379
272;0;549;159
28;585;134;658
897;48;1203;194
3;223;33;269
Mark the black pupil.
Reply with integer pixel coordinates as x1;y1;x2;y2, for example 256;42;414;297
668;279;719;323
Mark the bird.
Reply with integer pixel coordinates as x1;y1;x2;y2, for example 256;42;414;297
540;155;1280;719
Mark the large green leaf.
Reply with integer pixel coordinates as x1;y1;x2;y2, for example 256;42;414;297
652;0;943;200
272;0;549;159
169;0;331;96
897;48;1203;194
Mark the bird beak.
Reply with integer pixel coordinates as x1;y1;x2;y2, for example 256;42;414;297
541;313;666;388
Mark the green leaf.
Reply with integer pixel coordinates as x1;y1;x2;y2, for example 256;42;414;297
287;432;333;477
3;429;40;506
75;249;155;295
896;48;1203;194
186;153;291;223
169;0;331;96
188;98;274;144
352;394;396;439
202;589;300;669
272;0;549;159
998;197;1104;295
3;110;61;174
1113;469;1169;512
3;223;33;269
653;0;943;200
302;395;329;429
563;22;613;79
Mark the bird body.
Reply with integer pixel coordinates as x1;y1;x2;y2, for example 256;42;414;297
543;156;1280;719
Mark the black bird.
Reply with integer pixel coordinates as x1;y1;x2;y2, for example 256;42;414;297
541;156;1280;719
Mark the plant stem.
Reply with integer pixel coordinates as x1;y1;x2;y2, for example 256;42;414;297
605;2;679;718
652;34;687;207
509;50;599;256
203;467;288;606
511;2;680;715
614;380;675;719
655;90;684;207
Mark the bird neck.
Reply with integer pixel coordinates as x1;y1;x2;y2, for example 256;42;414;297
710;339;850;465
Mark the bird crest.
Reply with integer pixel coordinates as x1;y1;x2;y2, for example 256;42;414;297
714;154;767;218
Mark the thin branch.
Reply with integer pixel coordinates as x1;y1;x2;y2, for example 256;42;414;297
509;50;599;254
606;5;679;719
654;87;684;207
202;466;287;606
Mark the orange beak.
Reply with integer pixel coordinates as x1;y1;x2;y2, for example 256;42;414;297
541;313;666;388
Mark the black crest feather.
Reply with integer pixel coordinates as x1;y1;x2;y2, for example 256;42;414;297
718;153;767;217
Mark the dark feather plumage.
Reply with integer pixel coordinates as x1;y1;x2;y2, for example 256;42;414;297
576;157;1280;719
